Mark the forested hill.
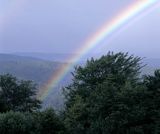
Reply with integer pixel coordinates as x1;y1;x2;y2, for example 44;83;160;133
0;53;65;85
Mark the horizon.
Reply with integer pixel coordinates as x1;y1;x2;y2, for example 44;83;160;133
0;0;160;59
1;51;160;60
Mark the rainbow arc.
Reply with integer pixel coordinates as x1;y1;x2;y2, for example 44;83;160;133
35;0;160;100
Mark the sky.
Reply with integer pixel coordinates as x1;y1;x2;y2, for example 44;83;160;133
0;0;160;58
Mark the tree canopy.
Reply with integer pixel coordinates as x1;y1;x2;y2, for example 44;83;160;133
63;52;160;134
0;74;41;112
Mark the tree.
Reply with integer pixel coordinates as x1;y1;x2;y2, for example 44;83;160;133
0;74;41;112
63;52;144;134
34;108;66;134
143;70;160;133
0;111;35;134
88;80;152;134
64;95;88;134
0;109;67;134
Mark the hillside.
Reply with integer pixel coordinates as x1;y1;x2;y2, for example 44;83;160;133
12;52;100;62
0;54;64;84
0;53;72;110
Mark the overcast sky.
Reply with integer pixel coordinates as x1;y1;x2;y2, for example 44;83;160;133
0;0;160;58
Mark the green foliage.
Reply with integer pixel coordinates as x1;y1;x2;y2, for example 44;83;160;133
34;108;66;134
143;70;160;133
88;81;153;134
0;109;66;134
0;74;67;133
64;52;141;104
0;74;41;112
63;52;160;134
64;95;88;134
0;111;35;134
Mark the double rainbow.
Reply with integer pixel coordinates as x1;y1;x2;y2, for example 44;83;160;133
37;0;160;100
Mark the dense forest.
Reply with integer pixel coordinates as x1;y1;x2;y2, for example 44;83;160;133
0;52;160;134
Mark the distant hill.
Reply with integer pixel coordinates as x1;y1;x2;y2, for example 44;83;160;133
0;53;64;84
0;53;72;110
12;52;80;62
12;52;101;62
12;52;160;69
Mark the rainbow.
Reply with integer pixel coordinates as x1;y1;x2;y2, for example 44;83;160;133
37;0;160;100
